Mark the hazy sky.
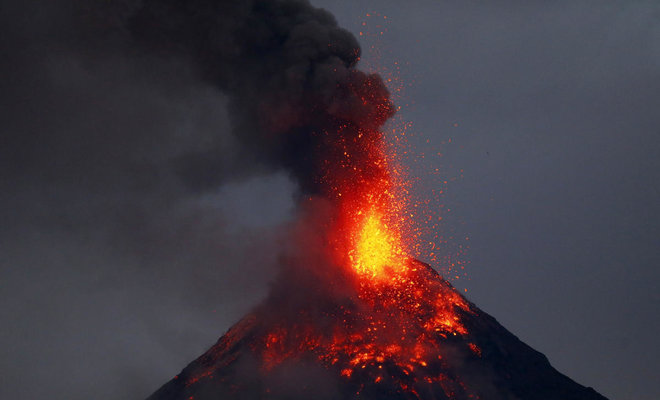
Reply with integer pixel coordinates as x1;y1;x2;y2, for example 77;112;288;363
314;2;660;400
1;1;658;400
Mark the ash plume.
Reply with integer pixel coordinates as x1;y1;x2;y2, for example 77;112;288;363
128;0;395;195
124;0;402;342
1;1;396;397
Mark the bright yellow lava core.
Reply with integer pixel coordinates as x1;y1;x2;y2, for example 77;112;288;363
350;210;405;279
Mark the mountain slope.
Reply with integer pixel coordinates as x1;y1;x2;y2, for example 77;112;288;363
147;260;607;400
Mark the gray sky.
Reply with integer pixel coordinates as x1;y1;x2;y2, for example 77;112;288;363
315;2;660;399
1;1;658;400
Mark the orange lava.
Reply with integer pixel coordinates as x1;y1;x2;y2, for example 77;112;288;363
255;259;474;395
319;116;409;283
349;208;405;278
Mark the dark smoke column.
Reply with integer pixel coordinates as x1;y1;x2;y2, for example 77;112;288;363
130;0;395;196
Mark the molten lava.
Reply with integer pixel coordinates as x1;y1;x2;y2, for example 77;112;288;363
318;107;409;283
349;209;405;278
254;256;475;392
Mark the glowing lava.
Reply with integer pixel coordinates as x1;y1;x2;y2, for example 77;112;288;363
249;258;476;396
320;123;410;284
349;209;405;279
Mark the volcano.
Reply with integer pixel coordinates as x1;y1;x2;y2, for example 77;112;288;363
146;259;607;400
130;2;609;399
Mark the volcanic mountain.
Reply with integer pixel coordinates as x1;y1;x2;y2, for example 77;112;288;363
129;2;608;399
147;259;607;400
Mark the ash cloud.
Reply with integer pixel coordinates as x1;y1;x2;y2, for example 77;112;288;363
0;0;392;398
128;0;394;194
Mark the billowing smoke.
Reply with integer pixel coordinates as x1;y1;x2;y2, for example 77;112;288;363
0;1;394;398
123;0;403;335
121;3;403;396
129;0;395;195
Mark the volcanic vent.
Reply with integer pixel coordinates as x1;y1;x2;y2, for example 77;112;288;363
129;1;609;399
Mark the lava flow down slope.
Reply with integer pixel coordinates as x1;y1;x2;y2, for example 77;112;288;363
129;1;609;399
147;258;607;400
